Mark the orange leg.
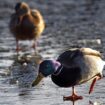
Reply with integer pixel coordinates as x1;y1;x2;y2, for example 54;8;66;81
63;86;83;101
32;40;38;53
89;75;101;94
16;39;21;54
32;40;37;50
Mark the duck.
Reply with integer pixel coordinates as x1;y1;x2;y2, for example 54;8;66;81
32;47;105;101
9;2;45;53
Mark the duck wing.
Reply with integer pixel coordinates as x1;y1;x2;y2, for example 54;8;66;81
57;48;82;68
57;48;102;68
9;13;22;29
80;48;102;58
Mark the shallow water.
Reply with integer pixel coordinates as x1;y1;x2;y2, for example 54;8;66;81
0;0;105;105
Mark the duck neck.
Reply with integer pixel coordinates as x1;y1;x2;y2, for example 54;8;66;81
53;65;63;76
52;60;63;75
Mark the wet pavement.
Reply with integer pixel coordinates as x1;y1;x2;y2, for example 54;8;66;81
0;0;105;105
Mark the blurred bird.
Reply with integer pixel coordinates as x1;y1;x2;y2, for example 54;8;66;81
32;48;105;101
9;2;45;53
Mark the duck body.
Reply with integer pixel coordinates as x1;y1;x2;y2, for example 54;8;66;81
51;48;104;87
51;66;81;87
9;2;45;52
32;48;105;101
10;10;45;40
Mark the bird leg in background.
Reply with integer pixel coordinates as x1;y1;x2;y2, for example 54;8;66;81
63;86;83;101
89;74;101;94
31;39;37;51
16;39;21;54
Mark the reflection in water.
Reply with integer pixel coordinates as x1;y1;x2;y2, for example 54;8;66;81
18;88;35;105
0;0;105;105
9;52;42;88
72;101;75;105
89;100;100;105
18;88;32;96
70;100;100;105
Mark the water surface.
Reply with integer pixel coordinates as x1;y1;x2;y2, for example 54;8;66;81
0;0;105;105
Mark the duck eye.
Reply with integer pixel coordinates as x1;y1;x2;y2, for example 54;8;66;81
46;64;50;68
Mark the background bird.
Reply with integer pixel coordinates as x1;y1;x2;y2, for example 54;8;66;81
9;2;45;53
32;48;105;101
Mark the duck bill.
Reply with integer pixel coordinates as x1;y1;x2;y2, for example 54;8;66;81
32;73;44;86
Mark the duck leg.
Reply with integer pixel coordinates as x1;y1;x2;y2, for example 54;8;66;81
32;39;37;50
63;86;83;101
32;39;39;54
89;74;101;94
16;39;21;54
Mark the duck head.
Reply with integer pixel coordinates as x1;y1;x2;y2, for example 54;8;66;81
15;2;30;16
32;60;61;86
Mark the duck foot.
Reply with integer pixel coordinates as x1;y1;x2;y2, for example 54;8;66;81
63;86;83;101
63;94;83;101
